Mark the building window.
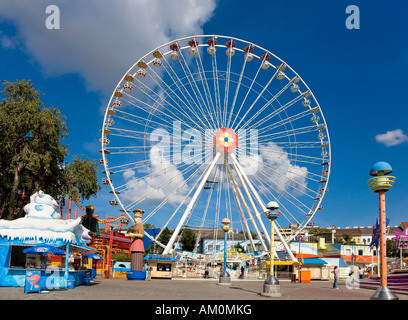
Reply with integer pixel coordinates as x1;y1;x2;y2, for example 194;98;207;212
358;250;363;256
207;245;220;252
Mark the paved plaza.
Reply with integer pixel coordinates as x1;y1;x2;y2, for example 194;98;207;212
1;277;406;301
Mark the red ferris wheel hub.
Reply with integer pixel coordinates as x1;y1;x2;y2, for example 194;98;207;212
214;128;238;152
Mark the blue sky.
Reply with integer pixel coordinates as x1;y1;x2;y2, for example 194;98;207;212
1;0;408;231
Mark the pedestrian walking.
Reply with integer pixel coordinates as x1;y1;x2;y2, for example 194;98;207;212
333;266;339;289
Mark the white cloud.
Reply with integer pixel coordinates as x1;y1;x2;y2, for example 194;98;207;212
257;142;308;196
0;0;217;95
375;129;408;147
121;143;191;207
0;31;19;49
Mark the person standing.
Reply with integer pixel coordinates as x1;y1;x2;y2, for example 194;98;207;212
333;266;339;289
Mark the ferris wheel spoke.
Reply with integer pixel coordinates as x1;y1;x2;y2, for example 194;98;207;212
114;161;191;193
123;163;200;212
160;55;211;129
256;109;312;136
255;159;322;188
226;162;266;250
108;160;152;175
258;146;326;165
231;154;297;260
243;93;305;131
177;49;218;129
247;172;302;227
162;152;222;254
257;124;319;143
222;39;235;127
145;63;213;129
254;158;319;197
233;68;280;131
107;127;152;141
117;156;203;196
113;99;195;134
114;101;171;131
256;147;325;173
229;56;265;130
193;55;220;129
210;44;223;129
105;146;152;155
256;155;324;180
229;162;270;247
192;166;221;252
141;162;208;226
120;92;190;130
237;78;293;131
120;80;210;135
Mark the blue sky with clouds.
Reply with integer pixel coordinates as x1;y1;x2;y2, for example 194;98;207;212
1;0;408;230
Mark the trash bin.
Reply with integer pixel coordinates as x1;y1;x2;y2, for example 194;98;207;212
67;275;75;289
84;271;91;285
300;270;311;283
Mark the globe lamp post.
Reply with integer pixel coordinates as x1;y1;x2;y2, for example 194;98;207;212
218;218;232;285
367;161;398;300
261;201;282;297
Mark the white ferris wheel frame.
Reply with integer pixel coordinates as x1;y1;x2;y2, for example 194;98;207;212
100;34;331;260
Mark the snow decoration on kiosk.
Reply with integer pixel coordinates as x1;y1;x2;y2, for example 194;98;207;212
0;190;91;244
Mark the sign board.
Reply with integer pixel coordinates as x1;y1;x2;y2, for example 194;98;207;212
24;270;43;294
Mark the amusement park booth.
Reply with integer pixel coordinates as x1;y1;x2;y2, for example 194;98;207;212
113;261;131;278
0;237;98;290
144;254;177;279
0;191;98;290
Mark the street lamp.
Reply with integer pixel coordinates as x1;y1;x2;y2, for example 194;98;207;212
218;218;231;286
367;161;398;300
261;201;282;297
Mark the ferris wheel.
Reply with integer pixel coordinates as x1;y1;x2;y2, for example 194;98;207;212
100;35;331;258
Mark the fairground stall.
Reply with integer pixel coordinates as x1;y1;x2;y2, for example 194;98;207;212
0;191;96;291
144;254;177;279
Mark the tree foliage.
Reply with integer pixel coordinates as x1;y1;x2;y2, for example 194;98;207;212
62;154;100;202
340;234;356;245
180;229;197;252
308;227;331;235
0;80;100;219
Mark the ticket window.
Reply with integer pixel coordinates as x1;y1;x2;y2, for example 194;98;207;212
73;257;81;270
157;263;172;272
25;254;40;269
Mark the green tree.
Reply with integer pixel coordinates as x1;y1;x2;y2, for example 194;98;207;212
239;229;257;240
145;228;174;254
180;229;197;251
387;239;397;257
0;80;100;219
234;242;246;253
341;234;356;245
62;154;100;201
308;227;331;235
158;227;173;247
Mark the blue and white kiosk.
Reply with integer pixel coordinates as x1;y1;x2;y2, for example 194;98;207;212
0;191;96;291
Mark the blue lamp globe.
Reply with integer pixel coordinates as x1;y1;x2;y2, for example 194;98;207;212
369;162;393;176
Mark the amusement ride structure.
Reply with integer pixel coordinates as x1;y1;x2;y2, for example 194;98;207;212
99;35;331;262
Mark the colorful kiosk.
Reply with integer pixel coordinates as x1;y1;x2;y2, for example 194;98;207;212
144;254;178;279
0;191;96;291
